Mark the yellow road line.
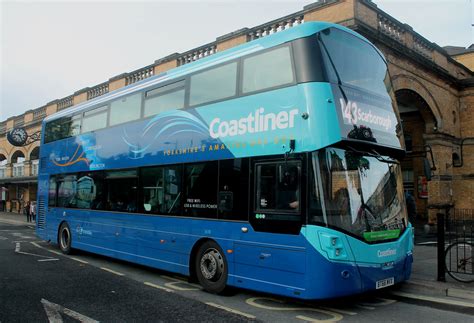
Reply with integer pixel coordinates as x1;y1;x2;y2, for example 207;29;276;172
206;302;256;319
100;267;125;276
320;307;357;316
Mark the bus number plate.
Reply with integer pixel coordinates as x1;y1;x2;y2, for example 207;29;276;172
376;277;394;289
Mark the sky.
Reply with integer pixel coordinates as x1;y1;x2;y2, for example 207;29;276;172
1;0;472;121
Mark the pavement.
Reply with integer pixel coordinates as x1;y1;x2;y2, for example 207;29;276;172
1;210;473;306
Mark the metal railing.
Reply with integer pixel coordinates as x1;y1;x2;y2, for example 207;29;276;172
436;207;474;282
446;209;474;245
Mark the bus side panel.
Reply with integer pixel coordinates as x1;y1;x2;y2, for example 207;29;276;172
134;216;192;275
67;209;120;259
56;211;192;275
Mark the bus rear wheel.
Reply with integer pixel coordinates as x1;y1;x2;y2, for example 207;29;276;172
195;241;228;294
58;222;72;254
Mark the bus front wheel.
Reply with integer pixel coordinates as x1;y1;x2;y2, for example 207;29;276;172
195;241;228;294
58;222;72;254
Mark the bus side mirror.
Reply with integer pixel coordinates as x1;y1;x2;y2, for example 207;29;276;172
423;158;432;181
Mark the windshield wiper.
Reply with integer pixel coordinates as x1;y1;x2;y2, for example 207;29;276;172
317;32;348;104
347;145;399;164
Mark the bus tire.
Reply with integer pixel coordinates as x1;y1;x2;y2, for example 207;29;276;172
58;222;72;254
195;241;228;294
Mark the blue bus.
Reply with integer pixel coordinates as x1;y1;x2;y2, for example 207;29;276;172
37;22;413;299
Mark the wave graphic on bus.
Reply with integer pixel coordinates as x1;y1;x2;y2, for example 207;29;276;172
122;110;213;159
51;143;90;167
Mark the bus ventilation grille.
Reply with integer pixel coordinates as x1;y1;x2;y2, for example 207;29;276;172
37;197;46;229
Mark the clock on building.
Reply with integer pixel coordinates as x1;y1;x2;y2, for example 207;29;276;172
7;128;28;147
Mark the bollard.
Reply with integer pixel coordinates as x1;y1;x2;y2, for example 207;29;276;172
437;212;446;282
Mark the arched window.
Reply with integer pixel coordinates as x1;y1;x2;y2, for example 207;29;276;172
30;147;40;176
0;154;7;178
30;147;40;160
0;154;6;166
11;151;25;177
11;151;25;164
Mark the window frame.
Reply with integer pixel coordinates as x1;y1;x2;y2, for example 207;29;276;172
44;113;83;143
253;159;302;215
43;41;299;144
108;92;143;127
48;175;57;207
240;43;297;97
217;158;250;222
183;161;219;219
187;60;240;108
138;164;183;216
81;105;109;134
144;80;186;118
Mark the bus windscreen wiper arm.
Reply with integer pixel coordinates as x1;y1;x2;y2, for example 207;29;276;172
318;33;348;104
346;145;398;165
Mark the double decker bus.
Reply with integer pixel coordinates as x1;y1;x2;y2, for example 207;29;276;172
36;21;413;299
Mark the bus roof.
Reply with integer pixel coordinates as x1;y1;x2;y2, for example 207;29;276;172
44;21;369;123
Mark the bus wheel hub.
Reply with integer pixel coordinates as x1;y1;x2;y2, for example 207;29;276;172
200;249;223;280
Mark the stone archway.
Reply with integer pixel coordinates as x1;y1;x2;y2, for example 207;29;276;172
0;154;6;166
11;150;25;164
391;74;442;131
395;88;438;224
29;146;40;161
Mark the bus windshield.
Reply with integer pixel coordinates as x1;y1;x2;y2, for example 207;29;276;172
309;148;407;242
319;27;392;99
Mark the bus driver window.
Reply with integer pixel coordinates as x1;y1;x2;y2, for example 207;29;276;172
277;164;300;210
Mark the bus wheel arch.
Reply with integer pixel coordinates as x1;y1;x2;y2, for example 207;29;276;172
58;221;72;254
191;239;228;294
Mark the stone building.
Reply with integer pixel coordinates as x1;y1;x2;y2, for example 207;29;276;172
1;0;473;223
445;45;474;71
